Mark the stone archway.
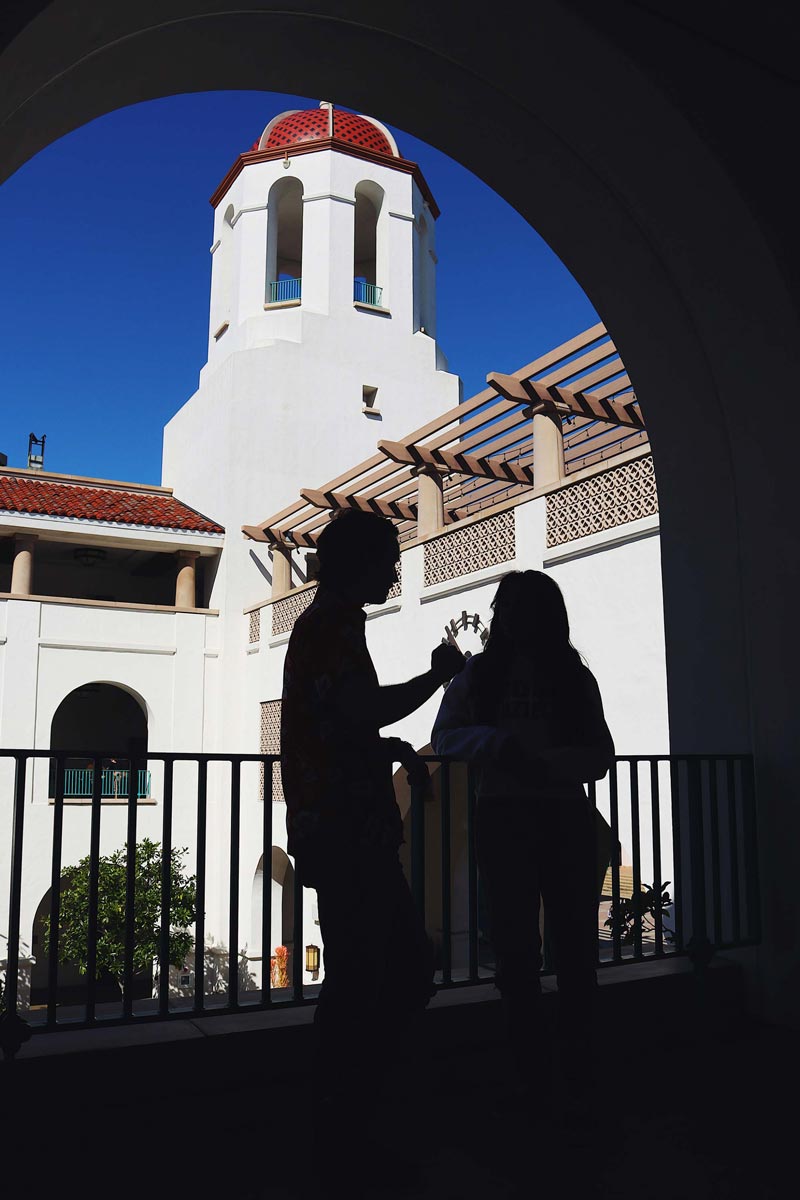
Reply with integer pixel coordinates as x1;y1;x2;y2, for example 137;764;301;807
3;2;800;1016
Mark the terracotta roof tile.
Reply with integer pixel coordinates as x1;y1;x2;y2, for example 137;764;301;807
0;475;224;535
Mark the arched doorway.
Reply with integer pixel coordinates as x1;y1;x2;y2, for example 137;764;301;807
251;848;296;987
49;683;148;801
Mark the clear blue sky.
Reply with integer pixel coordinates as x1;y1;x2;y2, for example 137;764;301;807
0;91;597;485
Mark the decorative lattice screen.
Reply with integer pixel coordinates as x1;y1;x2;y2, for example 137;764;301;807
423;510;516;587
546;454;658;548
259;699;283;802
384;560;402;601
269;561;402;638
248;608;260;644
271;586;317;637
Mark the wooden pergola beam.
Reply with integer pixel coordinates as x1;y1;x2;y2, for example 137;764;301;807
488;372;644;430
300;487;418;522
378;439;533;485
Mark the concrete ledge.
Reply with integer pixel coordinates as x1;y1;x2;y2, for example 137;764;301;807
4;955;742;1073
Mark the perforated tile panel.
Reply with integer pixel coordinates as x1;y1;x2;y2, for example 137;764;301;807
546;454;658;548
248;609;260;644
259;699;283;803
423;511;516;587
271;586;317;637
269;562;400;639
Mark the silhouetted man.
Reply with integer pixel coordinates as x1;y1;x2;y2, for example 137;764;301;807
280;510;464;1188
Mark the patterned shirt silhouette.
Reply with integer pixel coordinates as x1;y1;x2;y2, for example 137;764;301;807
281;588;402;856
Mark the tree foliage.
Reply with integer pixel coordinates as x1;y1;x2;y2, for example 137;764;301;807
43;837;197;994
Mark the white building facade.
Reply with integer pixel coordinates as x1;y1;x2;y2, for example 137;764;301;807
0;105;669;1011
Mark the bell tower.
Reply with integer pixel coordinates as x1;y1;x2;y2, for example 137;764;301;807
203;101;442;371
162;102;460;584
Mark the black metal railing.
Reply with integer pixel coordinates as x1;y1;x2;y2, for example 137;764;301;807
0;751;760;1059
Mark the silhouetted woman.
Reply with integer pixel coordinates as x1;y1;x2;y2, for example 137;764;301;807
431;570;614;1111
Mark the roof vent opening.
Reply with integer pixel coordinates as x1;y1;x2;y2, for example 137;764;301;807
27;432;46;471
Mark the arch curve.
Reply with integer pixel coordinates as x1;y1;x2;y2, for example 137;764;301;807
48;681;149;800
4;3;800;1016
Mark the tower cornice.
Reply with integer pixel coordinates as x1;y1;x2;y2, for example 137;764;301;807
209;138;440;219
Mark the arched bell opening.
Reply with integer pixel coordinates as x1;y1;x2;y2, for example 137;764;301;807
266;176;304;305
353;180;385;307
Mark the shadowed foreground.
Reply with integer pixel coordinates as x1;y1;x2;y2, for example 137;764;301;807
1;962;793;1199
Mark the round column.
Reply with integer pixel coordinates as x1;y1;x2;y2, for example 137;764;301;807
175;550;200;609
415;465;446;539
271;543;293;598
532;407;565;489
11;534;37;595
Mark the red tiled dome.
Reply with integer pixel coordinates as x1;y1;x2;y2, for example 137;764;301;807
257;108;397;158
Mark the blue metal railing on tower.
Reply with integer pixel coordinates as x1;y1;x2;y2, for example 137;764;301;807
268;278;301;304
353;280;383;306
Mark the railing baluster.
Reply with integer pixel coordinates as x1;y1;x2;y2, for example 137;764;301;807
410;780;425;923
228;759;241;1008
0;755;30;1059
726;757;741;945
85;756;103;1022
588;778;601;968
609;762;622;963
292;842;304;1004
262;760;273;1006
466;765;479;982
670;759;685;953
630;760;642;960
650;760;664;957
122;755;139;1018
47;752;66;1027
709;758;722;948
742;756;761;944
194;759;207;1013
440;762;452;987
159;757;174;1017
687;758;711;973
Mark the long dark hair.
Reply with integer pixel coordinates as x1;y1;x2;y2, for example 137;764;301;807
471;571;584;722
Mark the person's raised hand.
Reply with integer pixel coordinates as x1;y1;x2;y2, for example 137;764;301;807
431;641;466;684
387;738;432;795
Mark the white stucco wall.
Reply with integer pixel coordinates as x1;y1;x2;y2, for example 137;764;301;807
0;597;218;975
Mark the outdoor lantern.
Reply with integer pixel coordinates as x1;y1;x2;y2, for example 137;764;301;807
305;944;320;973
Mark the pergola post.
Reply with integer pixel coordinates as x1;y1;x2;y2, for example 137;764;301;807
175;550;200;609
10;534;37;596
414;465;446;539
271;542;293;598
532;406;565;488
